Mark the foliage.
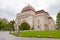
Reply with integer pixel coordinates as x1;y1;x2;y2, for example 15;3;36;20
19;22;30;30
8;20;15;31
56;11;60;30
0;18;8;30
0;17;15;31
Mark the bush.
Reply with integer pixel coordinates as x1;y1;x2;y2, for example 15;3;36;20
19;22;30;30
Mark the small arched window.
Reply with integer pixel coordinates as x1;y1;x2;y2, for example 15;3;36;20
38;25;39;28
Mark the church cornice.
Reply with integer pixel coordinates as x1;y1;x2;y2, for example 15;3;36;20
35;10;49;15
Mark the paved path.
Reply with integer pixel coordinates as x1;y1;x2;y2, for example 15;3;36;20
0;31;60;40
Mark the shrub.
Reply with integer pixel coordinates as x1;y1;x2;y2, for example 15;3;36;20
19;22;30;30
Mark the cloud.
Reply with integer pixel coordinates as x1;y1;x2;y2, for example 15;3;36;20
46;0;60;15
0;0;60;21
45;0;60;21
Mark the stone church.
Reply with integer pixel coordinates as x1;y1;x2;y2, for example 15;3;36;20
14;5;56;30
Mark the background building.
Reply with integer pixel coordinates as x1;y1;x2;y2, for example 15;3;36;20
14;5;56;30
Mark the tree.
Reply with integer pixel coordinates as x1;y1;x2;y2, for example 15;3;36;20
0;18;8;31
0;21;3;30
2;18;8;24
56;11;60;30
8;20;15;31
19;22;30;30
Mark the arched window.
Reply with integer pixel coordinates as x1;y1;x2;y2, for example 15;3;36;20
38;25;39;28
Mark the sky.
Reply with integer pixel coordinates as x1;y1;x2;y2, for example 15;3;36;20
0;0;60;21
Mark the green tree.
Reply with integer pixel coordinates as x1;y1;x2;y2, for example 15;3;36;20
0;21;3;30
56;11;60;30
8;20;15;31
19;22;30;30
0;18;8;31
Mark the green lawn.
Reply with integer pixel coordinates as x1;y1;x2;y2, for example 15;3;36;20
10;30;60;38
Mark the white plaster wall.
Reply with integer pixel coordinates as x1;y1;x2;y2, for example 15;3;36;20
48;19;55;30
26;16;33;29
15;11;55;30
34;13;50;30
17;11;35;30
34;14;46;30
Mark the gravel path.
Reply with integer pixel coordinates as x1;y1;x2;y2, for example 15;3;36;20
0;31;60;40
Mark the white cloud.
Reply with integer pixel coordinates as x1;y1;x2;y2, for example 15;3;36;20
0;0;60;21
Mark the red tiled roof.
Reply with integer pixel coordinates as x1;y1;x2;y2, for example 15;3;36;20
35;10;49;14
21;5;35;12
48;17;52;19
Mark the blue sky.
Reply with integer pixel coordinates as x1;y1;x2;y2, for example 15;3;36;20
0;0;60;21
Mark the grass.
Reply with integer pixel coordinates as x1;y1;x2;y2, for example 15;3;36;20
10;30;60;38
